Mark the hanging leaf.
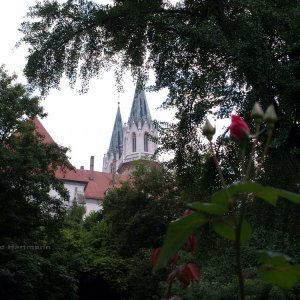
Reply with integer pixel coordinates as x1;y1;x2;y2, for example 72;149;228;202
212;218;235;241
256;251;300;289
276;189;300;204
211;181;262;207
188;202;228;215
255;187;278;206
259;269;299;289
211;181;300;207
153;212;208;272
240;220;252;244
256;250;292;266
212;218;251;244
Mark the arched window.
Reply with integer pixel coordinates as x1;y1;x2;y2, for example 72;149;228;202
144;133;149;152
132;133;136;152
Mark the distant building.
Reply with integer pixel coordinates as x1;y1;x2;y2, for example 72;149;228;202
33;81;158;214
33;119;125;215
54;157;125;215
102;82;158;175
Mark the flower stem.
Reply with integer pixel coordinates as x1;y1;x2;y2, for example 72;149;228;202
256;129;273;176
209;141;233;202
235;195;246;300
210;141;244;299
245;123;260;180
165;278;174;300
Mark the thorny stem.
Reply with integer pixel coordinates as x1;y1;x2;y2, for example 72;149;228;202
210;141;245;299
235;194;247;300
245;123;261;180
209;141;233;203
240;144;246;178
235;124;261;300
236;123;261;300
165;278;174;300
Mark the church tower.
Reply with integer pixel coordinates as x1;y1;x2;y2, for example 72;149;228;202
102;82;158;175
102;103;123;173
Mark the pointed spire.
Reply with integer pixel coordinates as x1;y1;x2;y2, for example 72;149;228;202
128;81;151;127
108;103;123;158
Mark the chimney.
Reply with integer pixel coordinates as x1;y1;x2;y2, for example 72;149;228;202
80;166;84;170
89;156;94;180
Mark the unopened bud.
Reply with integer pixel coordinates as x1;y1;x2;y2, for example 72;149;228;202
264;105;277;129
203;119;216;141
251;102;264;123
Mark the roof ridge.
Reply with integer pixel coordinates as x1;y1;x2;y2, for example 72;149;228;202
32;117;55;143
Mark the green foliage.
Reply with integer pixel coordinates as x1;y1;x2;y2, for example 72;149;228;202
256;251;300;290
19;1;300;194
0;251;77;300
189;201;228;215
103;161;184;256
155;179;300;296
17;1;300;298
154;212;207;272
212;218;252;245
0;67;76;299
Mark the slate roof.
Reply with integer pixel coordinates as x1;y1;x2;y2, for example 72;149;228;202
107;104;123;158
128;84;152;127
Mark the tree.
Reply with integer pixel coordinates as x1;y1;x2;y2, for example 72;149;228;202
19;2;300;296
103;161;184;256
20;0;300;187
0;66;77;299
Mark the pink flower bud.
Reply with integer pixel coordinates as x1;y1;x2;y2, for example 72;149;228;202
264;104;277;128
202;119;216;141
251;102;264;123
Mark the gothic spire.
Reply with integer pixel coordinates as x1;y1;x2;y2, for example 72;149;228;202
128;82;151;127
108;103;123;158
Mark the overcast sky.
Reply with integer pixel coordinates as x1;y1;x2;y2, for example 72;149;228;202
1;0;174;171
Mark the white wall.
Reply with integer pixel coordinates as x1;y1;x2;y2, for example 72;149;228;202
63;181;86;204
85;199;103;215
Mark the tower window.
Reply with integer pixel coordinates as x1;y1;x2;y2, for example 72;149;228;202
144;133;149;152
132;133;136;152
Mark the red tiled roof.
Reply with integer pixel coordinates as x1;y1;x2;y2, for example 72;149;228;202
32;118;55;143
56;168;127;200
34;118;128;200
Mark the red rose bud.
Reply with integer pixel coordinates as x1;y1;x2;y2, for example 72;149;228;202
229;115;250;141
176;263;201;287
186;235;197;253
151;247;161;266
